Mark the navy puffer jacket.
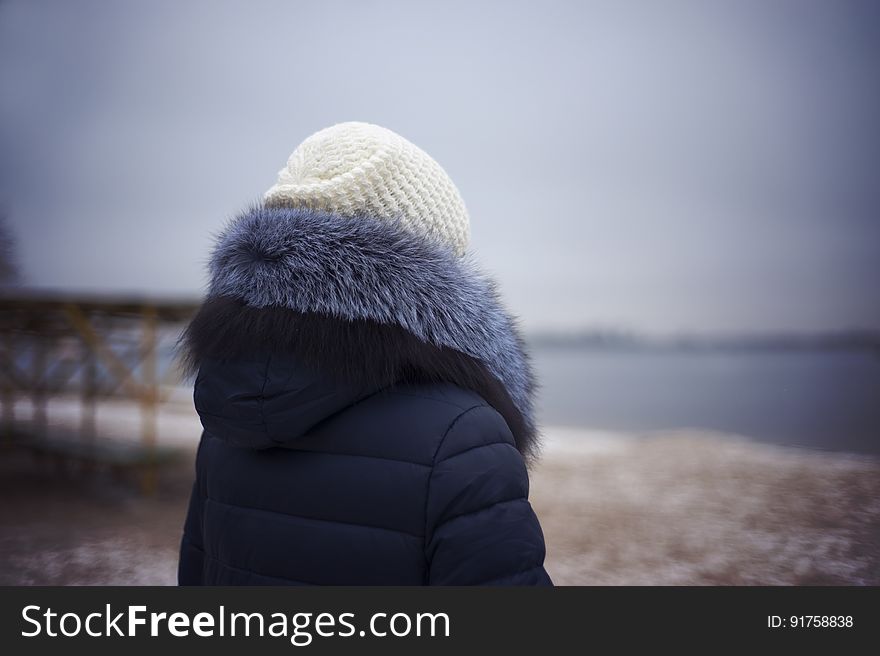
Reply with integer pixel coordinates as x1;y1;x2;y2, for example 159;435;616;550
178;205;552;586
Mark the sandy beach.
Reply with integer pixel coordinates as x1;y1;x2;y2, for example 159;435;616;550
1;397;878;585
532;428;880;585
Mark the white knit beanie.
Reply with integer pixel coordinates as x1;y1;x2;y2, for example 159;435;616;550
263;122;470;256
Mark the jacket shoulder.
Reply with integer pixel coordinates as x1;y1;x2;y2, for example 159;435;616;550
394;382;518;458
292;381;511;466
366;381;517;460
388;381;490;414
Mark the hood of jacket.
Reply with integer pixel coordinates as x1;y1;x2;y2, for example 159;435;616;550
179;205;540;461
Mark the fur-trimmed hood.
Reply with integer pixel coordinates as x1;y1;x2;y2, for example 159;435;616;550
180;205;539;461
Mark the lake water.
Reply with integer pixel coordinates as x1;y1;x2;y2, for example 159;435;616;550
531;347;880;456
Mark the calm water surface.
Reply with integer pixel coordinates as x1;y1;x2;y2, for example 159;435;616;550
532;347;880;455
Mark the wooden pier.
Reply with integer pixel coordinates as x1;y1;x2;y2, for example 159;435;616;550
0;289;199;493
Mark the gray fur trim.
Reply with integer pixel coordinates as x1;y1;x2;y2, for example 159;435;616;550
208;205;537;448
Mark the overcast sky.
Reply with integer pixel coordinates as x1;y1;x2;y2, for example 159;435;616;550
1;0;878;334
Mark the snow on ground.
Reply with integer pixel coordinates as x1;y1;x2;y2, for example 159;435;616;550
2;395;878;585
532;428;880;585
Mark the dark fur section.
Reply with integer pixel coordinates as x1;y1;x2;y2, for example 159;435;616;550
178;295;536;461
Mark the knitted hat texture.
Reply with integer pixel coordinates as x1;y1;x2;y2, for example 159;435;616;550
263;122;470;256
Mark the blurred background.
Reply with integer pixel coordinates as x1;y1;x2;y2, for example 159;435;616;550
0;0;878;585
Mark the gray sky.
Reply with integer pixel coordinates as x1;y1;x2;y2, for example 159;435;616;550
1;0;878;334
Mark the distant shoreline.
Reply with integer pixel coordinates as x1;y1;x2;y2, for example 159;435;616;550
528;329;880;354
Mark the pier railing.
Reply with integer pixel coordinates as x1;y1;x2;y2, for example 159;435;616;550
0;289;199;493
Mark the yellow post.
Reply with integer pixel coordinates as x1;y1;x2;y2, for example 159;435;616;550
141;304;159;495
80;335;97;444
32;324;48;439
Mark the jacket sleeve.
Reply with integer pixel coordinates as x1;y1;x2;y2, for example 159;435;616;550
178;435;206;585
424;405;553;586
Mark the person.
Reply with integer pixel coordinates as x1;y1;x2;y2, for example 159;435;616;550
177;122;552;586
